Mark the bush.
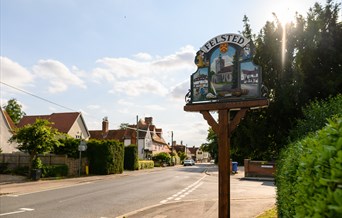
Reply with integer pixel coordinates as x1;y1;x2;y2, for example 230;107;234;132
13;166;29;176
0;163;9;174
42;164;68;178
124;144;139;170
138;160;154;169
55;137;81;158
86;140;124;175
276;116;342;217
290;94;342;141
152;152;171;166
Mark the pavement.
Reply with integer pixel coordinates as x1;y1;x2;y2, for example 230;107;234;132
0;166;276;218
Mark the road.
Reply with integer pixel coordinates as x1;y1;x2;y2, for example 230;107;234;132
0;164;216;218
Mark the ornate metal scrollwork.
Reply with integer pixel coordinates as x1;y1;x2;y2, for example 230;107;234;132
261;84;269;97
185;89;191;103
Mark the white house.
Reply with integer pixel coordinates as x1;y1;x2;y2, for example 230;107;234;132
0;108;19;153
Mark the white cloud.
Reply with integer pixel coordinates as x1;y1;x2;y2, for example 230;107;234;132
92;45;196;97
169;80;190;101
87;104;100;110
109;78;168;96
0;56;34;88
143;104;166;111
32;59;86;93
133;52;153;61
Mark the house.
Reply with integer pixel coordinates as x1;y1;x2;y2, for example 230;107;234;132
123;117;170;159
195;148;210;162
17;112;90;140
90;117;170;159
0;108;19;153
172;141;192;159
89;117;126;141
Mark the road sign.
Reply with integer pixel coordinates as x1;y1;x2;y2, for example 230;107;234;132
78;141;87;151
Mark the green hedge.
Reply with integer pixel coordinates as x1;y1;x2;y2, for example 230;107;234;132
124;144;139;170
86;140;124;175
139;160;154;169
152;152;171;166
276;116;342;217
42;164;68;178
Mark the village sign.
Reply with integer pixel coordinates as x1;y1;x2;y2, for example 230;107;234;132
186;33;265;104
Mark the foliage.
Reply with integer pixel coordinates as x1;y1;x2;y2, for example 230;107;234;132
0;163;10;174
152;152;171;165
290;94;342;141
124;144;139;170
201;128;218;163
138;160;154;170
276;116;342;217
86;139;124;175
32;156;43;169
54;136;81;159
256;206;277;218
9;119;62;173
3;98;26;124
231;1;341;162
177;151;187;161
41;164;68;178
119;123;129;129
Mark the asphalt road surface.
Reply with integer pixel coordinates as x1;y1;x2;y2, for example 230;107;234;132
0;164;216;218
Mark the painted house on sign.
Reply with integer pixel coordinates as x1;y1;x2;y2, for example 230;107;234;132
187;33;265;103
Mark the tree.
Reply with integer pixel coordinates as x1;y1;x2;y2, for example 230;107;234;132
231;1;341;162
3;98;26;124
9;119;62;174
201;128;218;163
119;123;129;129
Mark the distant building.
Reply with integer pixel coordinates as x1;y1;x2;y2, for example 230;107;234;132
90;117;170;159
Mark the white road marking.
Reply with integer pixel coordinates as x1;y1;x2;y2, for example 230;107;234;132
159;175;206;204
0;208;34;216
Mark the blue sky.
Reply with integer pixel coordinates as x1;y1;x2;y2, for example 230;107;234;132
1;0;331;147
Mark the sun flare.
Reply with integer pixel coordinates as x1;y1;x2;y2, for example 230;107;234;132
273;1;297;26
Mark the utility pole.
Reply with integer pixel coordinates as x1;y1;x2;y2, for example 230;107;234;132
171;131;173;152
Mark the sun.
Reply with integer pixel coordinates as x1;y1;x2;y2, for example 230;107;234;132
273;1;297;26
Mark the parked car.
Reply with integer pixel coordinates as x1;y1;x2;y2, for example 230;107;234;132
183;159;195;166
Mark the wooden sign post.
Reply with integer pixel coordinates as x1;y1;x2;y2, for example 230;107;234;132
184;99;268;218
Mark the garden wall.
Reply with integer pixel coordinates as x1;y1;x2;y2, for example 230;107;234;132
244;159;275;178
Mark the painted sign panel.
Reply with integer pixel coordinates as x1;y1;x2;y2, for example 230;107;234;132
188;33;263;103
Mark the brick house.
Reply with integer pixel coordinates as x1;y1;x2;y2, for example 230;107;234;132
17;112;90;140
89;117;170;159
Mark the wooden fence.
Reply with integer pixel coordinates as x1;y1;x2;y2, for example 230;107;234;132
0;153;87;176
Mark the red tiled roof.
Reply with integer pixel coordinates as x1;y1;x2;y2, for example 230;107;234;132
89;129;126;141
1;108;16;130
17;112;81;133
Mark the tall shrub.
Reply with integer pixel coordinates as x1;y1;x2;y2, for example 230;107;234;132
290;94;342;141
276;117;342;217
124;144;139;170
86;140;124;175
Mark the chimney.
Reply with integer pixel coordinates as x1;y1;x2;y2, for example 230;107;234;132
145;117;153;125
102;117;109;134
